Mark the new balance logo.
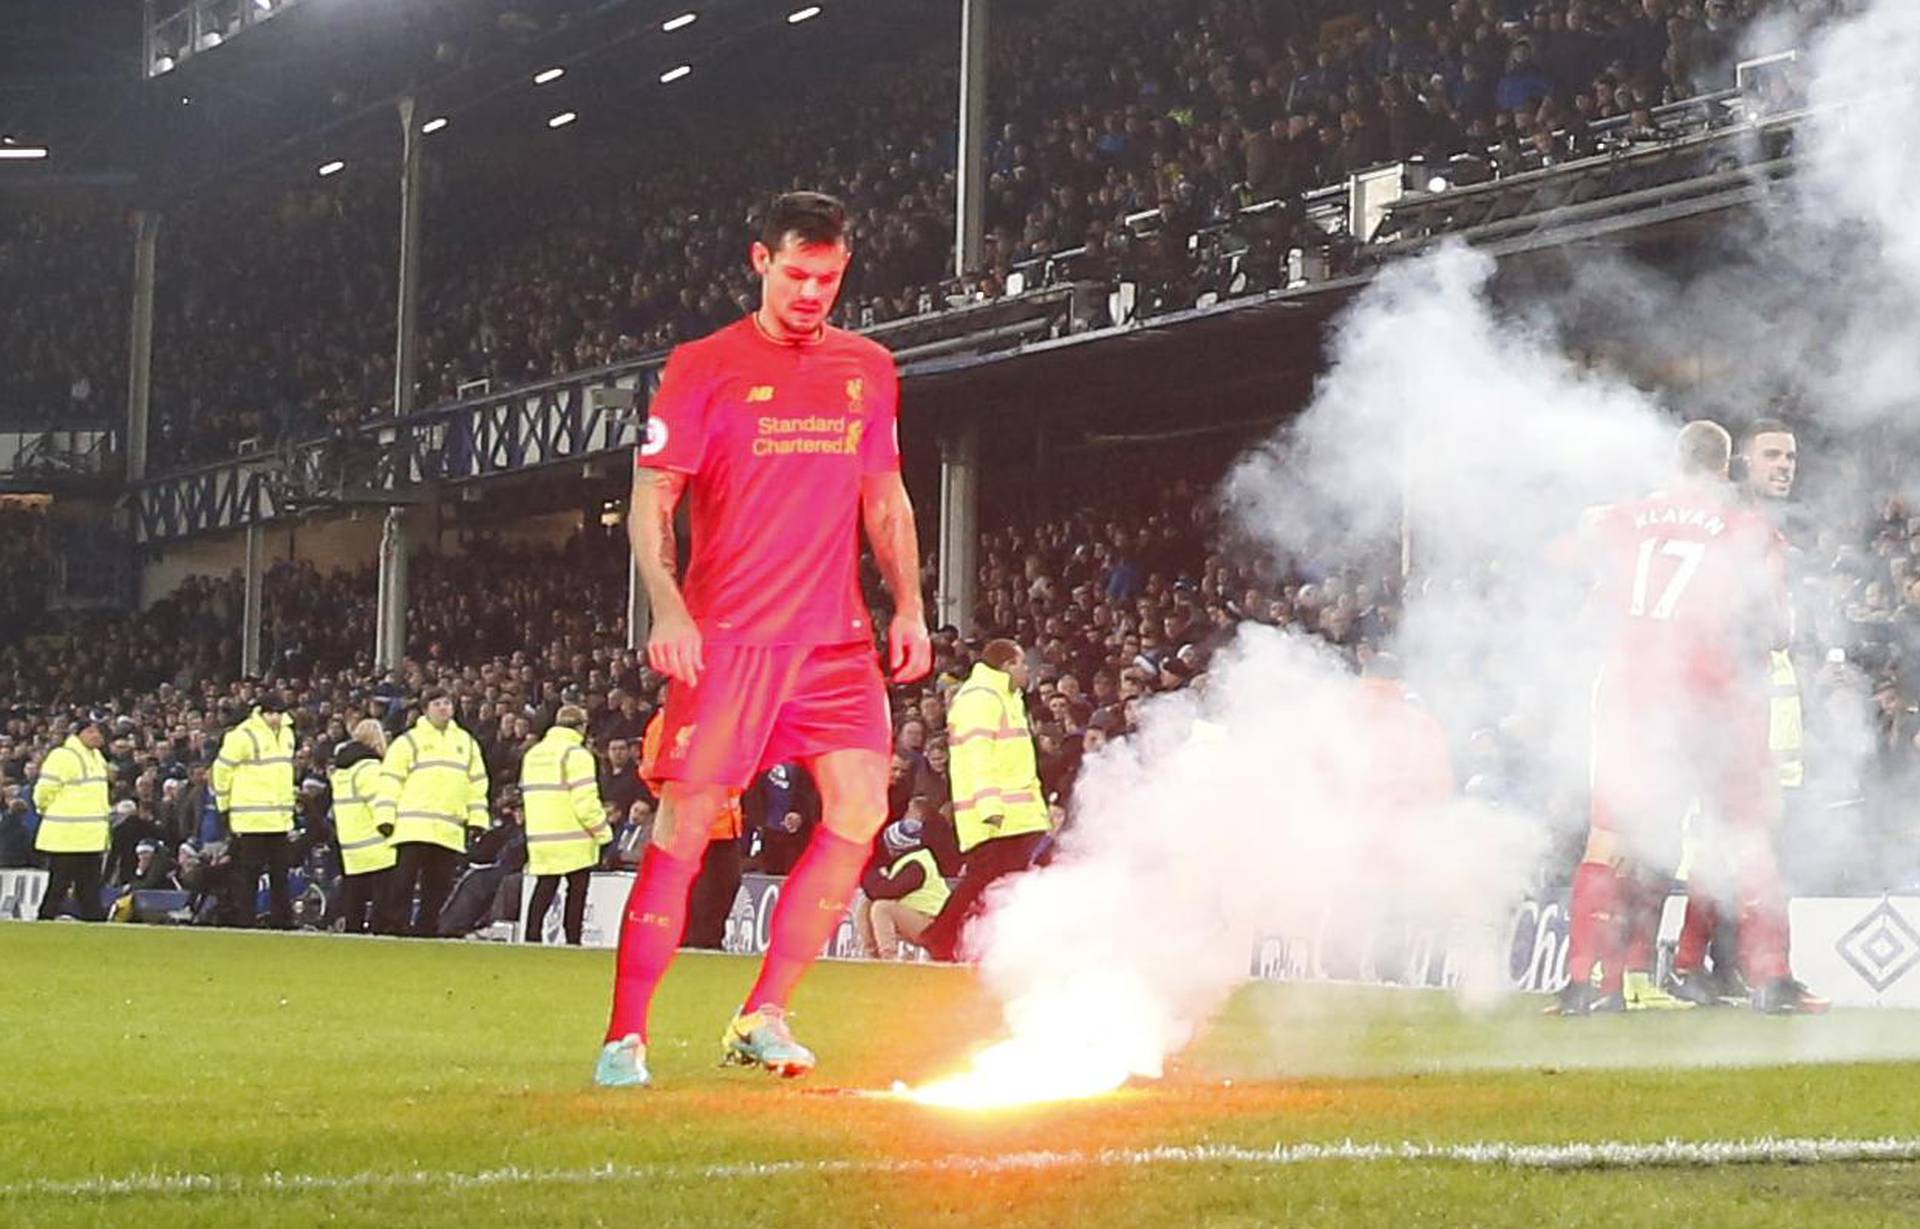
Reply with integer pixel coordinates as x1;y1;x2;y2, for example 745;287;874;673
746;385;776;402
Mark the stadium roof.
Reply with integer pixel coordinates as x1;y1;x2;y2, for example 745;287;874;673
2;0;958;203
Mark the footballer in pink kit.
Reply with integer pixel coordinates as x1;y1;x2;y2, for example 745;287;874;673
595;192;931;1087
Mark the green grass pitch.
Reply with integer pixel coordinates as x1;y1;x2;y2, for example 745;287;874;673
5;923;1920;1227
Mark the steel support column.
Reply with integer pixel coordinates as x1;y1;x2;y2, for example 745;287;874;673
954;0;989;279
375;507;409;672
241;523;263;677
125;210;160;482
936;418;980;634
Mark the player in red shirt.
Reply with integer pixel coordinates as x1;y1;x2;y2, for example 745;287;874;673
594;192;931;1087
1557;421;1801;1014
1666;418;1826;1012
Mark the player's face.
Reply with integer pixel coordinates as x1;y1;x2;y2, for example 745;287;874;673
752;234;850;338
1743;431;1796;500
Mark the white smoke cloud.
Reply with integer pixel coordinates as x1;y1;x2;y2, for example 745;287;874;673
947;0;1920;1087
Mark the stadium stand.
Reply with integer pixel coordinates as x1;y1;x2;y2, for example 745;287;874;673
1;0;1817;467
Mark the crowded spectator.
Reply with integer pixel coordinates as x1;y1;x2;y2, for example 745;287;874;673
3;0;1818;470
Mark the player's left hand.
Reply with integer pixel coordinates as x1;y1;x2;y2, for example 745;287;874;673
887;612;933;684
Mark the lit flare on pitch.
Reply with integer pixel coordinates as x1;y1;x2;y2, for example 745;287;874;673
898;972;1178;1110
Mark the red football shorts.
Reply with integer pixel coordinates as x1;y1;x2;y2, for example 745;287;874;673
653;640;891;789
1588;668;1775;860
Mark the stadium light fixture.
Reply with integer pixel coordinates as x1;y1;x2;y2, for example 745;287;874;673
1426;174;1450;193
0;145;50;161
317;159;345;177
659;64;692;83
547;111;578;129
533;66;566;85
788;6;822;23
422;116;449;134
662;12;697;31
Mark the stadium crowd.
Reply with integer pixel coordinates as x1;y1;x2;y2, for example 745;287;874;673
1;0;1822;464
4;429;1919;933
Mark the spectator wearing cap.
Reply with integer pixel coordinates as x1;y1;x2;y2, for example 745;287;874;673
377;686;490;937
126;839;176;891
331;718;401;935
919;639;1053;961
104;798;167;888
212;691;299;929
519;704;611;946
31;714;112;921
855;818;950;960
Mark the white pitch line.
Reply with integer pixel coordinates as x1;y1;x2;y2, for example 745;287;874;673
5;1136;1920;1200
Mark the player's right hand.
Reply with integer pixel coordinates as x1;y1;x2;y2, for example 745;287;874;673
648;606;705;688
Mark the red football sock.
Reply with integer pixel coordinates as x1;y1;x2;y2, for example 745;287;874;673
1622;875;1663;974
1737;856;1792;986
744;829;869;1013
1675;891;1717;975
605;846;702;1043
1566;861;1624;990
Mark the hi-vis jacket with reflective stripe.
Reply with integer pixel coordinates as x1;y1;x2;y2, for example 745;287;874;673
947;661;1051;853
377;718;490;853
520;726;612;877
32;734;111;855
329;749;395;876
211;709;297;834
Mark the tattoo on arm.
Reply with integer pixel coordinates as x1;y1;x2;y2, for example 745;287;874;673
631;467;689;601
864;476;924;618
655;511;678;579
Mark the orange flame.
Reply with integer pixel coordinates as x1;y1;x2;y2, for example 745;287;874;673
897;972;1176;1110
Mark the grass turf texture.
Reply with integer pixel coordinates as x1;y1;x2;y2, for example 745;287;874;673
4;924;1920;1227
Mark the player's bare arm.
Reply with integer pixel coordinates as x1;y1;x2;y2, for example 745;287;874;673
629;465;703;687
861;470;932;683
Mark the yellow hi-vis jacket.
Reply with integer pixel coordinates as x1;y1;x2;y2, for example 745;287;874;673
520;726;612;877
1768;650;1804;789
880;848;950;918
947;661;1051;853
377;718;489;852
32;734;111;855
329;751;395;876
211;709;297;834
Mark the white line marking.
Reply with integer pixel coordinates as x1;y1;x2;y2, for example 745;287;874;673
5;1136;1918;1199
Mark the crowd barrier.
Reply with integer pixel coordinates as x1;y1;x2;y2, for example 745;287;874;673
14;863;1916;1008
514;872;1920;1009
0;868;47;920
516;872;900;961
